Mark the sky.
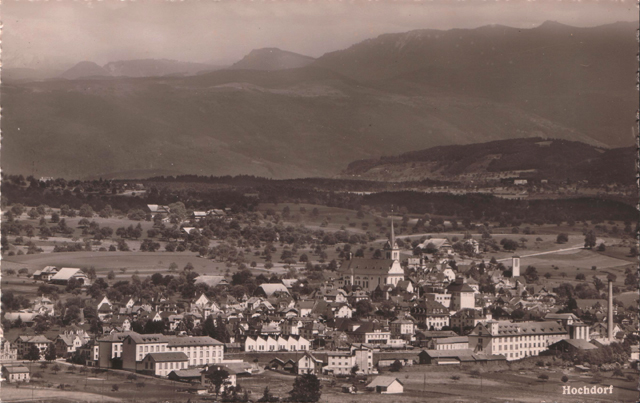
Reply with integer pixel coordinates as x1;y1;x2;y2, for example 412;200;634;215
3;0;638;69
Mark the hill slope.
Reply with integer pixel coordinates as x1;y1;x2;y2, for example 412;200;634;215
313;21;638;147
341;138;636;185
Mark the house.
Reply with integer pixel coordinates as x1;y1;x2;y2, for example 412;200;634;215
32;297;55;316
410;300;450;330
55;333;86;358
201;364;237;392
366;376;404;394
76;339;99;366
33;266;58;281
50;268;89;285
253;284;290;298
2;365;30;383
97;331;136;368
396;281;414;294
447;277;476;311
324;344;374;375
450;309;492;332
336;224;404;291
147;204;170;214
390;318;415;339
14;335;51;360
140;352;189;377
296;351;323;375
350;322;390;345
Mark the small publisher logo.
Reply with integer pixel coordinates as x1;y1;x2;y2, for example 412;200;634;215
562;385;613;395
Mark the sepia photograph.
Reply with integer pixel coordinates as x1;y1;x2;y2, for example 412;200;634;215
0;0;638;402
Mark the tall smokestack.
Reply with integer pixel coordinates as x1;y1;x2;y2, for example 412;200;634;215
608;279;614;341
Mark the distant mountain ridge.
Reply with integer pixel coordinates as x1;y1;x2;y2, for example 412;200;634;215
59;61;111;80
56;59;224;80
2;22;637;179
313;21;638;147
104;59;223;77
341;138;636;185
231;48;316;71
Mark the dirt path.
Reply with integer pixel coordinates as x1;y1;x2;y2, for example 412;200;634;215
0;387;122;402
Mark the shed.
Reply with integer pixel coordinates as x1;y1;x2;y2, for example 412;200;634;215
366;376;404;394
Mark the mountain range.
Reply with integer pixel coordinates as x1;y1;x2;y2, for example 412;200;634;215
2;22;637;180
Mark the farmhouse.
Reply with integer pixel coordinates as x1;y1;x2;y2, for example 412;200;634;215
33;266;58;281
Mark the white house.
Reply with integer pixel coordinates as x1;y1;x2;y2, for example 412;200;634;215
366;376;404;394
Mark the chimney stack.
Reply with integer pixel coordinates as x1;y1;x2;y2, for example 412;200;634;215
608;279;614;341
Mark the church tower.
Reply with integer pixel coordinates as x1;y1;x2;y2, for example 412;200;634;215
384;220;400;262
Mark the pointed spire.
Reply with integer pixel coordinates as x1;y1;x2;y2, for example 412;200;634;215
390;219;395;247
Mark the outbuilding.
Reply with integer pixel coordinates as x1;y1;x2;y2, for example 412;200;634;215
365;376;403;394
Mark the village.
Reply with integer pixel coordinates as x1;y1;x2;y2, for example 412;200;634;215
1;196;638;403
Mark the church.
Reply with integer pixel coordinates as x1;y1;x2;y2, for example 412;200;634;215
336;222;405;292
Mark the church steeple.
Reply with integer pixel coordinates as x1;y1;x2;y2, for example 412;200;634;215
385;220;400;262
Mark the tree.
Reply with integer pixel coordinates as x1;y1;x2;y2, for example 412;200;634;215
597;243;606;252
258;386;278;403
584;231;596;249
51;364;61;374
561;375;569;383
289;374;322;403
79;204;94;218
556;233;569;244
354;299;373;318
107;270;115;280
389;360;402;372
538;374;549;381
351;365;359;375
112;384;119;392
524;266;539;283
25;345;41;361
576;273;586;281
45;344;57;361
207;368;229;396
127;373;138;382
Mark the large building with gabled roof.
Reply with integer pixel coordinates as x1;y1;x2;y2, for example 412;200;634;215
121;333;224;372
467;320;568;361
337;222;404;291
